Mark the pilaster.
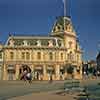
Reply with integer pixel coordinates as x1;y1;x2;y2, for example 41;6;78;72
3;64;7;80
55;64;60;80
43;64;47;80
15;64;20;80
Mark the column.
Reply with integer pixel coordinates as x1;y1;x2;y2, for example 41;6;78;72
31;64;34;80
15;64;20;80
3;64;7;80
55;64;60;80
43;64;47;80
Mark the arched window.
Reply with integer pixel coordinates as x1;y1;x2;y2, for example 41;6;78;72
26;52;30;60
68;51;74;62
49;52;53;60
10;52;14;59
61;53;64;60
37;52;41;60
21;52;25;60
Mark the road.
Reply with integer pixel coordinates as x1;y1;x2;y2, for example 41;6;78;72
0;79;99;100
0;81;64;100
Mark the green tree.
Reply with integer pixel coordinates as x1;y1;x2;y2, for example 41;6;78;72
67;65;74;74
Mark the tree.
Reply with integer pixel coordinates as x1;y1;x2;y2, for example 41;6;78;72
67;65;74;74
67;65;74;79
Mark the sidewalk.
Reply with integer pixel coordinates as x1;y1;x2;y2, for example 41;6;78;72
8;91;76;100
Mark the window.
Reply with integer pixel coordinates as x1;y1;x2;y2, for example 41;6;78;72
10;52;14;59
68;52;74;62
68;41;72;48
77;55;79;63
21;52;25;60
69;52;72;61
37;52;41;60
61;53;63;60
26;52;30;60
0;52;2;59
49;52;53;60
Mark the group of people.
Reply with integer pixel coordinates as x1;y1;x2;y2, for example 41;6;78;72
20;69;55;83
20;70;32;83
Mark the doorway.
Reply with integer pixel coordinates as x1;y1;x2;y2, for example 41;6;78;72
34;66;43;80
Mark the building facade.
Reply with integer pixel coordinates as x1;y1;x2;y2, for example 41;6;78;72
0;44;3;80
96;52;100;71
2;17;82;80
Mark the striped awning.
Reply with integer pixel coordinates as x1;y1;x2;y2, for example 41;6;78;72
47;66;54;70
34;66;43;70
7;65;15;70
60;66;64;70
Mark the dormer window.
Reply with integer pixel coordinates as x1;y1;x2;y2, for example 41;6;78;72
37;40;41;47
23;40;27;46
9;39;14;46
48;40;53;47
55;26;59;32
55;38;59;47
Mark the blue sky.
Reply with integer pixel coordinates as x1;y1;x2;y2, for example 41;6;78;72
0;0;100;61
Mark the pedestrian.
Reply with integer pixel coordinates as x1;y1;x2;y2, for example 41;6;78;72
26;72;32;83
49;73;52;83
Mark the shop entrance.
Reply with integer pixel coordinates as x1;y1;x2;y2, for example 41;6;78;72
47;66;54;80
34;66;43;80
7;65;15;80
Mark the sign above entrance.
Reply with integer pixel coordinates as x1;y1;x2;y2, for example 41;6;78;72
7;65;15;70
47;66;54;70
34;66;42;70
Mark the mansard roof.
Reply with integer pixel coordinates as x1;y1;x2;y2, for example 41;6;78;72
5;34;64;47
50;16;76;37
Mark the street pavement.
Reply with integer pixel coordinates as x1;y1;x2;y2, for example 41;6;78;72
0;79;99;100
0;81;64;100
9;91;75;100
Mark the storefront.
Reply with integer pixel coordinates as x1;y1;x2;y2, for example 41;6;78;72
7;65;15;80
34;65;43;80
46;65;55;80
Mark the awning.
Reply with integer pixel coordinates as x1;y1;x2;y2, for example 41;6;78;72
47;66;54;70
7;65;15;70
60;66;64;70
34;66;43;70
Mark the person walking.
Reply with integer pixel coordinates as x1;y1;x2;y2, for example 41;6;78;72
26;72;32;83
49;73;53;83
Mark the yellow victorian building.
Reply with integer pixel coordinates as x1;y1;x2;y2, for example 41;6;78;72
1;16;82;80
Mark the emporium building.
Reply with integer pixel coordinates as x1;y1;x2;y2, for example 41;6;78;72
0;16;82;80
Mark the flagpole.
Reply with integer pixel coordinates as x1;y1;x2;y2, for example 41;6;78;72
63;0;66;32
64;0;66;17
